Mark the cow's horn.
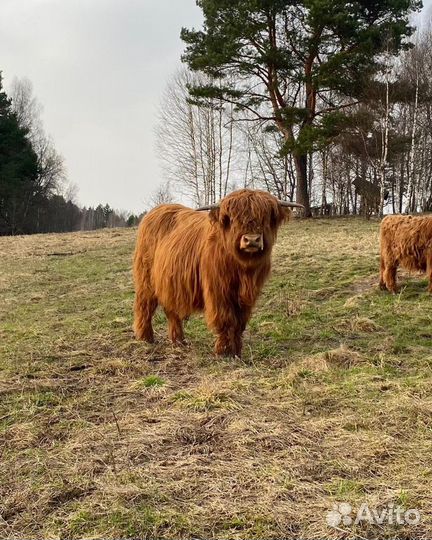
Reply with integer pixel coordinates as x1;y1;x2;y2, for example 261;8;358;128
195;203;220;211
278;200;305;209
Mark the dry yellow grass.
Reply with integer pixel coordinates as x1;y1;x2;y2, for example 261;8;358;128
1;218;432;539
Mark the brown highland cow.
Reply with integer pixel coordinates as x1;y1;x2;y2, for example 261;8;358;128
133;189;302;356
379;214;432;293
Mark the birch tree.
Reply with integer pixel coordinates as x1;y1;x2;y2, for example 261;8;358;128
156;69;236;205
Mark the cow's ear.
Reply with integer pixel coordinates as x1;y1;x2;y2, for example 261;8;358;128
272;205;289;226
209;207;220;223
279;206;291;223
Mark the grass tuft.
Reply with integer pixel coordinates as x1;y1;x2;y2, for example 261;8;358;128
138;375;166;388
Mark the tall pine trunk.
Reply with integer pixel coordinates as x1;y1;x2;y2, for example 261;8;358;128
293;153;312;217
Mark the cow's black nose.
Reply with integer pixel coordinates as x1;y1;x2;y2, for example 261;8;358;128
244;234;261;245
240;234;264;251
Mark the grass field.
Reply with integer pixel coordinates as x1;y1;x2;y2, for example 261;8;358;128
1;218;432;539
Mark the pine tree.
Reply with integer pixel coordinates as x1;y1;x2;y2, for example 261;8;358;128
0;72;39;234
181;0;421;215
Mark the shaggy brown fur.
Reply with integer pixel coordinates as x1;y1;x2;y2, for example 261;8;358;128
379;214;432;293
133;189;291;356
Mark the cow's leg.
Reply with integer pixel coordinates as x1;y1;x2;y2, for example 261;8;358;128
231;306;253;357
214;325;238;357
427;251;432;293
165;309;185;344
203;276;250;357
383;261;398;293
379;256;387;290
212;306;252;357
207;311;239;357
134;290;157;342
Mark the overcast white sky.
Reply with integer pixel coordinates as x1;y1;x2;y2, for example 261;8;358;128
0;0;202;213
0;1;431;214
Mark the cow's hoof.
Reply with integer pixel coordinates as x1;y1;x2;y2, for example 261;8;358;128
214;348;241;359
214;345;235;357
170;338;187;347
134;327;155;343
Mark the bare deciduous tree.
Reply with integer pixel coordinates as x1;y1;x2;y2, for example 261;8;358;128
10;77;67;199
150;182;173;207
156;69;237;206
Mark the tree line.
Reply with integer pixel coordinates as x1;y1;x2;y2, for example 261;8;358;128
158;0;430;218
3;0;429;233
0;74;140;235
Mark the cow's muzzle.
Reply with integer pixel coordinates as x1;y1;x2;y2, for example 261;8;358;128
240;233;264;253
